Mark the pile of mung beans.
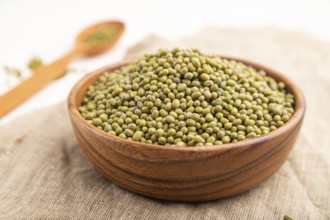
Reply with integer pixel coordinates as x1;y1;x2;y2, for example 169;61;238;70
85;26;119;44
79;48;295;146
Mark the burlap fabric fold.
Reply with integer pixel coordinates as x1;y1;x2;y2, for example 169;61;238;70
1;27;329;219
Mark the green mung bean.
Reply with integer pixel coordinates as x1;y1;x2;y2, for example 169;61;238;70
86;26;120;44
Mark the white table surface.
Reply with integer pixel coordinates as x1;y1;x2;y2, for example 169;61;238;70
1;0;329;124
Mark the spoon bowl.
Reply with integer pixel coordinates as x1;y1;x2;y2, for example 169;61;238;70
76;20;125;56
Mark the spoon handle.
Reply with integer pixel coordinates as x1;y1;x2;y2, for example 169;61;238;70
0;50;79;118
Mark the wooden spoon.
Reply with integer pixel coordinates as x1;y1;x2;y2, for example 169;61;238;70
0;20;125;118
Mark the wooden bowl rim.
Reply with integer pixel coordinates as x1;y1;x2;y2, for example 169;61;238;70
68;55;306;152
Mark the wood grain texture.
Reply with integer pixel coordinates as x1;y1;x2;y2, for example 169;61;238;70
68;56;306;201
0;20;124;118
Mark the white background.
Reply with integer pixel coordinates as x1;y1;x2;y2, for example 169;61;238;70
0;0;329;124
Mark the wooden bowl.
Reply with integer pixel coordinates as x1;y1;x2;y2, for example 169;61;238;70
68;56;306;202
